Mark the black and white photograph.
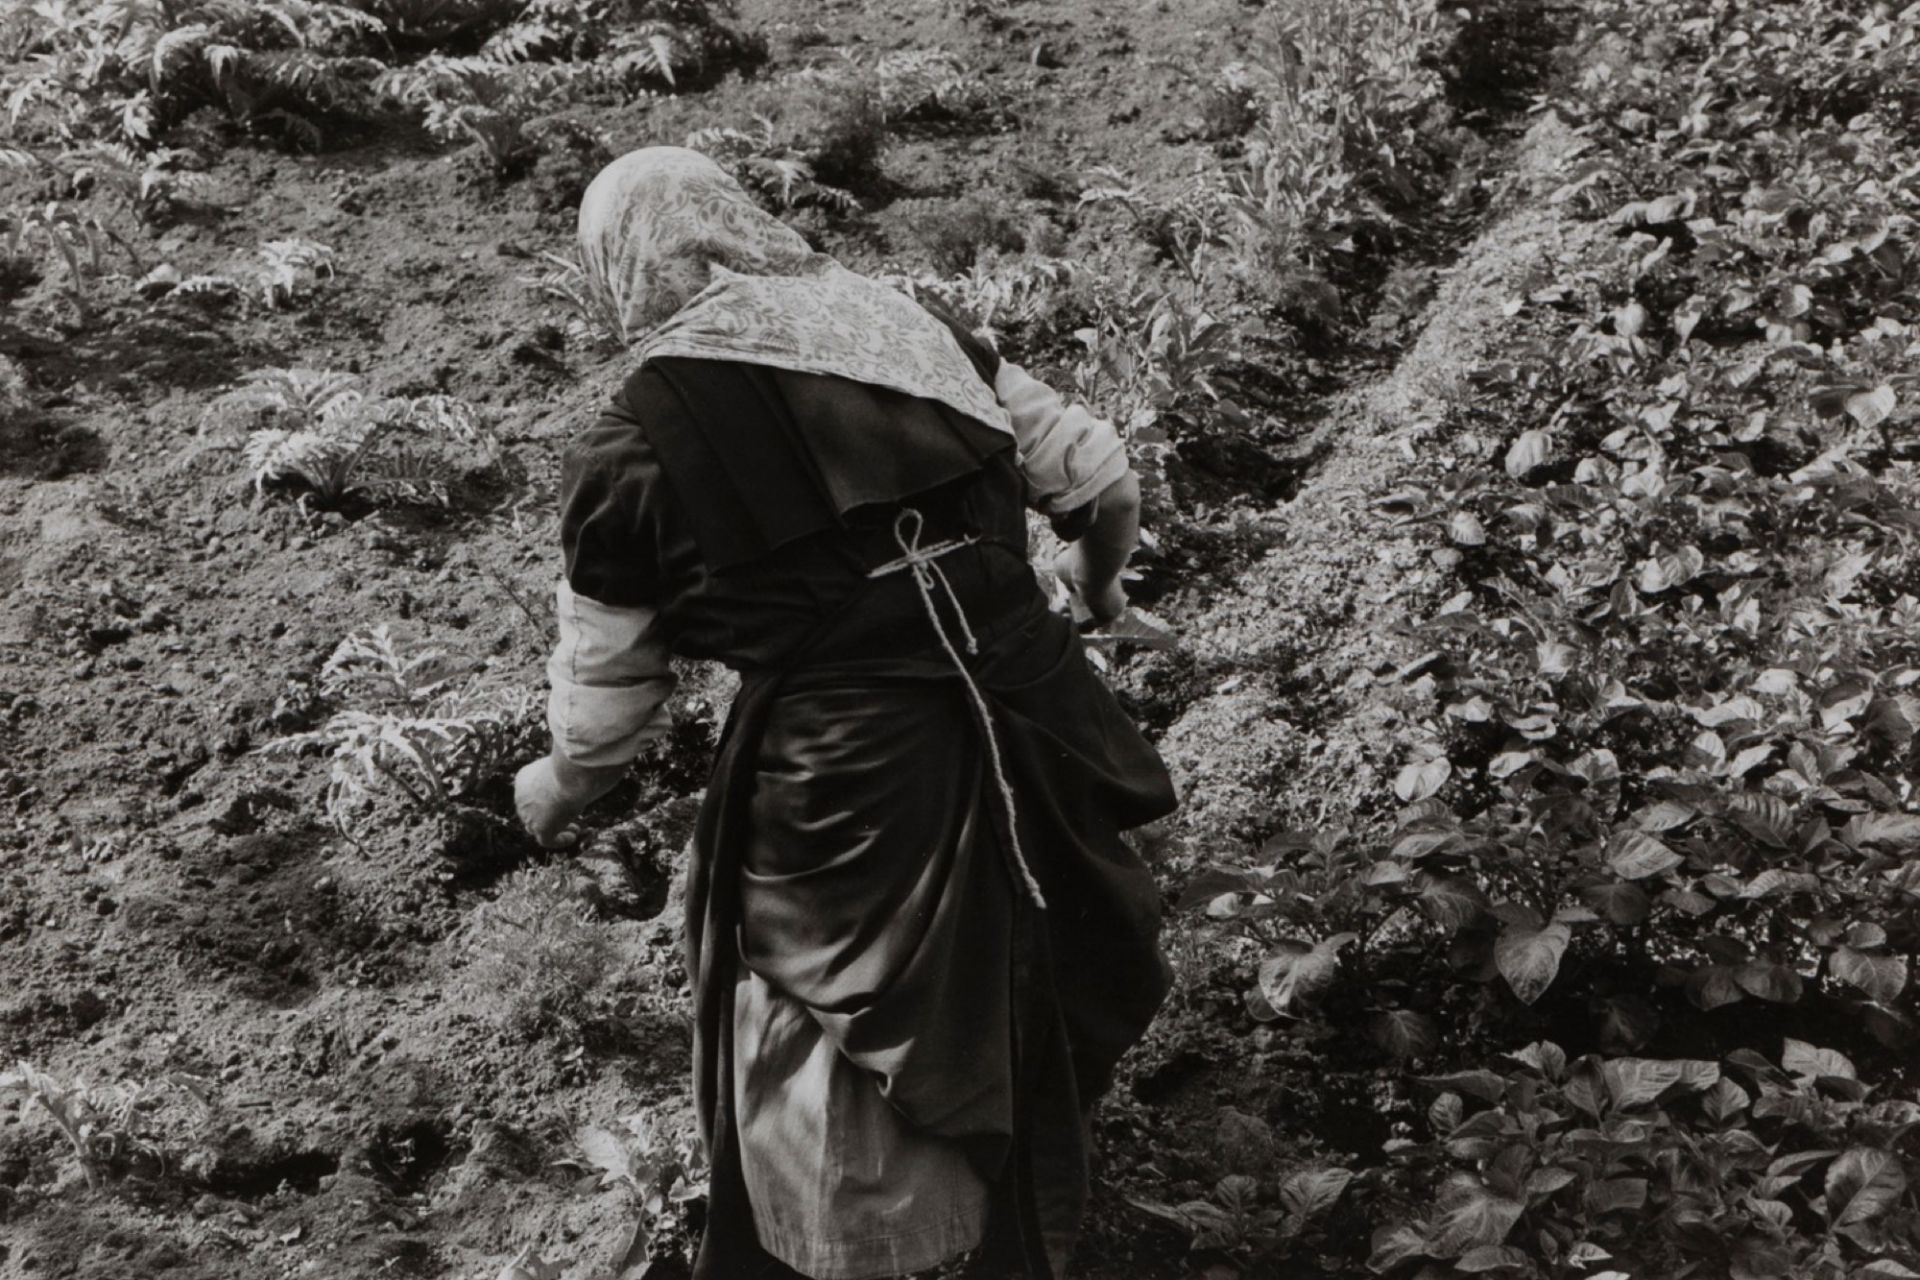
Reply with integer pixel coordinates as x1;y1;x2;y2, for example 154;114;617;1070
3;0;1918;1276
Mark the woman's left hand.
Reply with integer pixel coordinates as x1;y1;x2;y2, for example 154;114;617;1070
1052;547;1127;629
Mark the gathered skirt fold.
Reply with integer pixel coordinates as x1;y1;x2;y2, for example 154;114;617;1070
688;589;1173;1280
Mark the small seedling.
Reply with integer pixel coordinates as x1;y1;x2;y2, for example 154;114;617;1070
566;1108;710;1271
524;250;627;349
257;237;335;307
1;1060;215;1191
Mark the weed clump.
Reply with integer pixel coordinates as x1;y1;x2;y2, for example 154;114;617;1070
466;863;620;1040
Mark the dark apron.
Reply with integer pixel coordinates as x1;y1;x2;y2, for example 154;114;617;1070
685;537;1174;1279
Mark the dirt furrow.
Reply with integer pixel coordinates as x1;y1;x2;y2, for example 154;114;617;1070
1154;114;1600;849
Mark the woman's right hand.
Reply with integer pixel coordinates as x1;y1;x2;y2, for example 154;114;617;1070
514;752;627;849
514;757;581;849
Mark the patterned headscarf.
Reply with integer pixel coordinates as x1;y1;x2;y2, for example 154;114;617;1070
577;147;1012;434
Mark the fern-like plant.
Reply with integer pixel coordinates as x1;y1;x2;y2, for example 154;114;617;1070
524;249;628;349
68;141;211;222
261;625;539;835
6;0;392;150
225;368;502;507
501;0;764;93
4;0;761;167
221;365;365;425
379;55;581;174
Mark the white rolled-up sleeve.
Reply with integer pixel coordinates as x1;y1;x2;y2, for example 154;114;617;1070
994;360;1131;516
545;580;676;768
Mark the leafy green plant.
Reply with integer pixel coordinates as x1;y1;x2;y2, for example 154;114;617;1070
1133;1164;1356;1267
688;59;885;209
378;56;580;174
220;365;364;426
4;0;392;151
494;0;765;94
0;201;119;320
1370;1039;1920;1278
1235;0;1443;173
68;141;211;222
524;249;627;350
568;1107;710;1270
261;624;537;833
1216;0;1449;316
1;139;209;229
1172;5;1920;1276
1079;163;1235;281
1069;284;1238;437
686;114;859;213
2;0;761;162
897;254;1079;344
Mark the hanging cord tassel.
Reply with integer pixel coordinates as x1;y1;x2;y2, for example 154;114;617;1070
869;509;1047;909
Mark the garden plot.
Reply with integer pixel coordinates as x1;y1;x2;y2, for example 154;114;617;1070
4;1;1919;1278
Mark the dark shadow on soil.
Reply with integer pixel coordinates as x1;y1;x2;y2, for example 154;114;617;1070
367;1115;467;1197
200;1147;343;1199
1;308;247;397
435;803;548;893
0;414;108;480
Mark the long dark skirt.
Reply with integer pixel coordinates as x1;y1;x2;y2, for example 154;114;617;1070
686;580;1175;1279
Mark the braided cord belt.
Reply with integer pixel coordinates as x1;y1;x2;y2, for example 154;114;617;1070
867;508;1047;909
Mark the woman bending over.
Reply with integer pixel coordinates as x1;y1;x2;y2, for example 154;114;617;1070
516;147;1175;1279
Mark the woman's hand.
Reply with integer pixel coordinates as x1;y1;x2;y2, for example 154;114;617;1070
514;752;627;849
1049;471;1138;630
1053;545;1127;628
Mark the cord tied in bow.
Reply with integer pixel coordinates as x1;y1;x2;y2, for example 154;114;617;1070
868;508;1046;909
